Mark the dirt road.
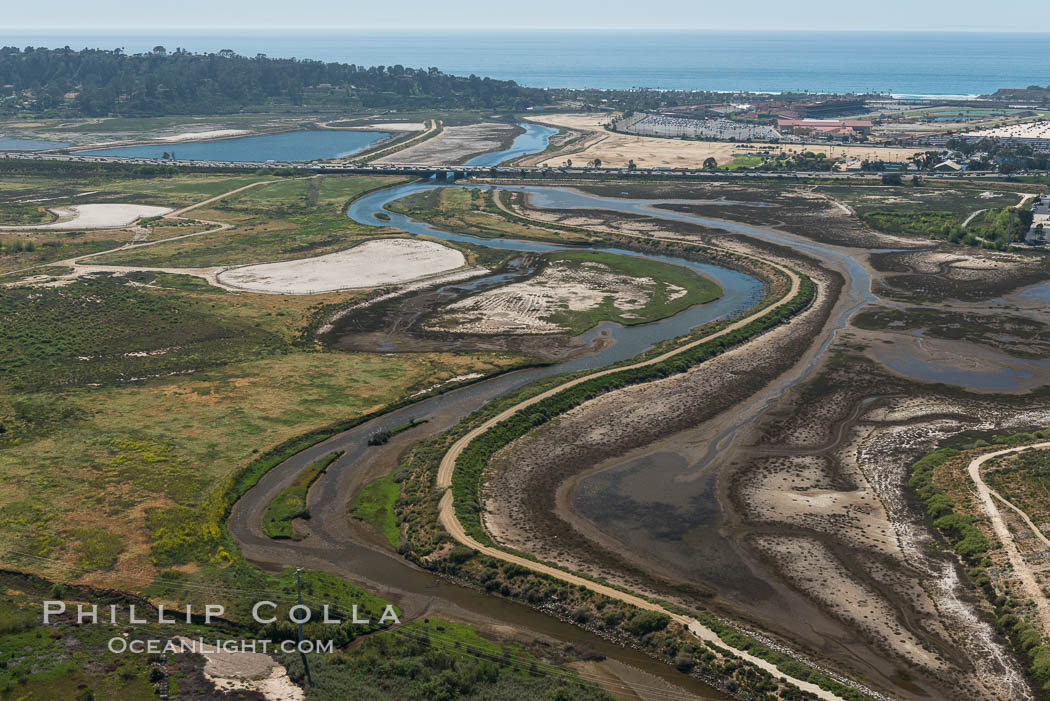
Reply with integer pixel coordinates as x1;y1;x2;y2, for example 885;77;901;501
433;246;865;700
968;441;1050;635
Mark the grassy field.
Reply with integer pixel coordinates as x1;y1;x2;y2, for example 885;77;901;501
0;568;609;701
350;473;402;548
0;172;281;273
0;230;138;274
0;169;531;587
0;163;624;700
386;186;593;243
821;181;1027;244
0;248;524;582
0;347;523;582
92;174;410;268
262;451;343;539
279;616;613;701
0;274;286;392
985;448;1050;526
544;250;721;333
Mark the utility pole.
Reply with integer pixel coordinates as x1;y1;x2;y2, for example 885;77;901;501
295;568;312;685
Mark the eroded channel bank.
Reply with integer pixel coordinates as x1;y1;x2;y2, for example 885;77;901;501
232;138;767;699
230;134;880;698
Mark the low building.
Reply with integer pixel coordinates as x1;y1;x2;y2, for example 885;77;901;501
1028;195;1050;244
933;159;965;172
776;119;873;138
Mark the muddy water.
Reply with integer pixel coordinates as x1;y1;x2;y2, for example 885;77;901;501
351;180;882;604
335;174;1033;682
872;334;1050;391
491;188;862;597
234;165;763;696
347;182;763;368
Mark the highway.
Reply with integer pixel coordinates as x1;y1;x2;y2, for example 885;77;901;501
1;149;1041;181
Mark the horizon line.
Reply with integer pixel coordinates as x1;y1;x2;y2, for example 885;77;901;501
6;26;1050;33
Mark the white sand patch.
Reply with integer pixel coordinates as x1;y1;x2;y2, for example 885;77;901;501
363;122;426;132
175;637;303;701
410;372;486;397
430;260;658;334
217;238;466;294
157;129;250;142
0;204;172;230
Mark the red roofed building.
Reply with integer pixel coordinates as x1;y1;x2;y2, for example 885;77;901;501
777;119;873;138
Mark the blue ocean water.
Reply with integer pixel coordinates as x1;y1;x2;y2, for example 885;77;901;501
81;129;386;162
5;30;1049;95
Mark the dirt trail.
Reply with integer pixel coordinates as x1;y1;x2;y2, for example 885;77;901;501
1;181;277;281
968;441;1050;635
434;244;861;700
0;180;283;285
168;179;271;217
965;192;1041;229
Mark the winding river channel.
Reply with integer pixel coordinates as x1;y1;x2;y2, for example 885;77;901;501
229;123;873;697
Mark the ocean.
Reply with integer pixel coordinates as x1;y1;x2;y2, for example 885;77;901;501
4;30;1049;96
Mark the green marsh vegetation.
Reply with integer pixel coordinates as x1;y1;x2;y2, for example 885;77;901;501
823;180;1035;247
350;473;403;548
541;250;721;334
909;430;1050;697
386;186;593;244
279;617;615;701
262;450;344;540
0;200;523;592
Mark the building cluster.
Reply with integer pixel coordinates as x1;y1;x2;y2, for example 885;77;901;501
776;119;873;140
630;114;780;141
1029;194;1050;245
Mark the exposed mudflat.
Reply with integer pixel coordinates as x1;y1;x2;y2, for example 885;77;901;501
475;181;1050;699
482;234;841;609
376;122;519;165
870;247;1049;302
735;353;1050;700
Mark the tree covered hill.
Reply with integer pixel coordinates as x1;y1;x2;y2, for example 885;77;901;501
0;46;547;115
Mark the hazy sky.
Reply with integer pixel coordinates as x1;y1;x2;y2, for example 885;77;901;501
5;0;1048;32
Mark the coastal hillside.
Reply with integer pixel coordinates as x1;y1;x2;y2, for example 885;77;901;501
0;46;546;114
